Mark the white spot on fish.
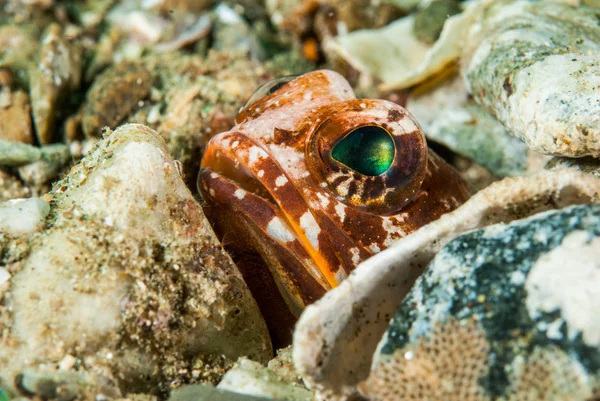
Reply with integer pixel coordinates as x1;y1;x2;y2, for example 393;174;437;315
317;193;330;208
360;103;366;109
267;217;295;243
350;247;360;266
300;212;321;249
275;175;289;187
231;140;239;149
209;188;215;197
258;170;265;178
368;243;381;253
335;203;346;222
248;146;267;166
234;189;246;199
334;268;347;283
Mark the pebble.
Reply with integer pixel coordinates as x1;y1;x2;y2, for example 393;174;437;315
169;384;278;401
0;197;50;235
82;62;153;137
218;358;312;401
0;88;33;145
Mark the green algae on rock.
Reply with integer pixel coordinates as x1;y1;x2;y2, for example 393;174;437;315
462;0;600;157
363;204;600;400
0;124;272;399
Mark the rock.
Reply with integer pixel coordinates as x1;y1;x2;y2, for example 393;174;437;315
17;144;71;188
0;198;50;235
361;204;600;400
218;358;312;401
15;368;116;401
0;124;272;397
0;140;42;167
82;62;153;138
0;168;31;201
462;0;600;157
0;88;34;144
0;26;39;90
169;384;277;401
293;169;600;400
212;5;266;60
30;24;82;145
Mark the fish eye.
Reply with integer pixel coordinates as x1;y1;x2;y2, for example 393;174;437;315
240;75;299;112
305;100;428;215
331;126;395;176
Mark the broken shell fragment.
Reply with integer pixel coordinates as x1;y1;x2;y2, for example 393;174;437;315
293;169;600;399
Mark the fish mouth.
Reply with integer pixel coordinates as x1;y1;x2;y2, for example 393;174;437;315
199;133;338;313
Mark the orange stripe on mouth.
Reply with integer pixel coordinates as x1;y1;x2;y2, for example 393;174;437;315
284;212;339;289
201;133;340;290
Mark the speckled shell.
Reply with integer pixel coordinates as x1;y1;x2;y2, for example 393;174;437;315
199;70;471;344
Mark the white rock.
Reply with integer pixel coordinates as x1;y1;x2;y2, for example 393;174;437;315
0;197;49;235
1;124;272;397
218;358;312;401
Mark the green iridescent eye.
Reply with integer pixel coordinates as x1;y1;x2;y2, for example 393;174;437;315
331;126;395;176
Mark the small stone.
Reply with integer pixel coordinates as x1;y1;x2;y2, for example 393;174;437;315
82;62;153;137
169;384;278;401
0;197;50;235
30;24;82;145
17;144;71;187
0;89;34;145
0;140;41;167
58;354;77;370
0;267;11;286
218;358;312;401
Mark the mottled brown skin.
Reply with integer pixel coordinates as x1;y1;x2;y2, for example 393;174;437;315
199;70;471;346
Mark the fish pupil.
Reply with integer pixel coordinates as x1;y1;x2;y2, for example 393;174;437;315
331;126;395;176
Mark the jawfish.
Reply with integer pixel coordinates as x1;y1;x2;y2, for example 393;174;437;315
199;70;471;345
